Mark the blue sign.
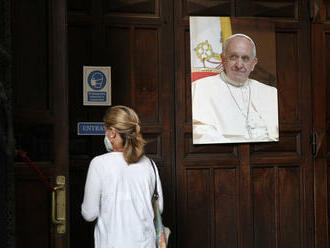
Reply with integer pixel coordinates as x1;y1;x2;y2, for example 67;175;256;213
83;66;111;106
87;70;106;90
77;122;105;135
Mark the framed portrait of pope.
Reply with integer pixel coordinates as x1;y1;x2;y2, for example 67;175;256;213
190;17;279;144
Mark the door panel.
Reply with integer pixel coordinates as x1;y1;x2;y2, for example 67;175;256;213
67;0;175;247
174;0;313;247
12;0;69;247
15;172;53;247
251;167;275;248
185;169;211;247
312;1;330;242
237;0;298;18
214;168;238;248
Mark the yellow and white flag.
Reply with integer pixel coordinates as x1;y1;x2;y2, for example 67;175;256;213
189;17;232;82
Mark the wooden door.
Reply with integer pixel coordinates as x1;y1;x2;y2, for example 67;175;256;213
12;0;69;247
67;0;175;247
311;1;330;247
174;0;314;247
11;0;330;247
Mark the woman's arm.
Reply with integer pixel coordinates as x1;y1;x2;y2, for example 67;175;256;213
81;159;101;221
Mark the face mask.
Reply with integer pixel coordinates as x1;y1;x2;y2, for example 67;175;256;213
104;135;113;152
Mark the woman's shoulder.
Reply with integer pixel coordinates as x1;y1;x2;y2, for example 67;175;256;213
137;155;149;163
90;152;124;168
136;155;156;167
91;153;152;169
91;152;111;161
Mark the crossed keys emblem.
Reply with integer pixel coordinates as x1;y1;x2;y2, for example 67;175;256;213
194;41;222;69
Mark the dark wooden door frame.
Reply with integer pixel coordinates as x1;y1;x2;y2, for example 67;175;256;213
50;0;69;247
312;23;329;248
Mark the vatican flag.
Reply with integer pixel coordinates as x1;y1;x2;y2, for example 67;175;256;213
189;16;232;82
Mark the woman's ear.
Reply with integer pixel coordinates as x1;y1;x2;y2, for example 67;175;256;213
109;127;116;139
104;125;109;133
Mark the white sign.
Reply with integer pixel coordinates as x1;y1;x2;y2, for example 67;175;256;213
83;66;111;106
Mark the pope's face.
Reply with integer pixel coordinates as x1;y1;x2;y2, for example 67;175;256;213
221;37;258;84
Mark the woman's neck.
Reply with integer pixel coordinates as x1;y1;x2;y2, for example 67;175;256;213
113;147;123;152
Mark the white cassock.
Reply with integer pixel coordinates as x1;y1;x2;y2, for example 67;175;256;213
191;73;279;144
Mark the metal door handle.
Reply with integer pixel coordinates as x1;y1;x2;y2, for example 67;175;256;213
51;176;66;233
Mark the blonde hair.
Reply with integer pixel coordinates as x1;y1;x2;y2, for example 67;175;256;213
103;105;146;164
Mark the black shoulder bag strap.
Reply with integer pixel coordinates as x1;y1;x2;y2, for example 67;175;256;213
149;158;159;200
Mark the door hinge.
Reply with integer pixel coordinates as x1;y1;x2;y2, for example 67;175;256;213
311;131;317;156
311;130;326;158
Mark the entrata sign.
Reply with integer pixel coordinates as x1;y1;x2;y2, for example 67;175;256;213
77;122;105;135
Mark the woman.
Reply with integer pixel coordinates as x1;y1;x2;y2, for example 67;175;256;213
81;105;164;248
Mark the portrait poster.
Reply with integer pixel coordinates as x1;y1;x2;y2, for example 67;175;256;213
190;17;279;144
